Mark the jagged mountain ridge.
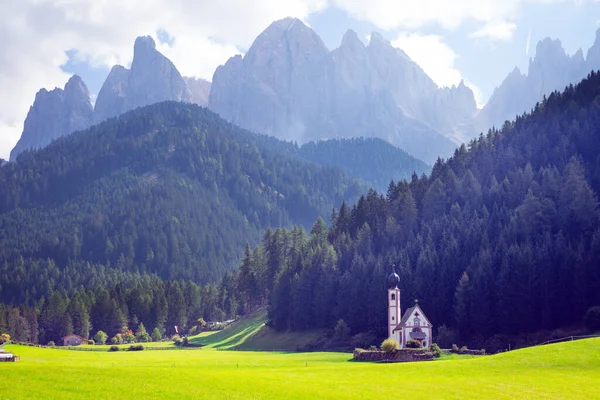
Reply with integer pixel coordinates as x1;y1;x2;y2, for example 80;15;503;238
10;75;93;161
476;29;600;132
209;18;475;164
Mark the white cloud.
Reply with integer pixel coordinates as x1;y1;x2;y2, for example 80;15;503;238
331;0;584;39
0;0;327;159
471;21;517;41
392;33;462;88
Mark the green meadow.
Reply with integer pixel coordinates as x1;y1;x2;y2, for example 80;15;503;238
2;337;599;399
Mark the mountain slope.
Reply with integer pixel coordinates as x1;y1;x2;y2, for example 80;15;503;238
217;71;600;350
0;102;363;304
298;138;430;192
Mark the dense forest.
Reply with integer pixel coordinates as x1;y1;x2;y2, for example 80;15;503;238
3;73;600;349
297;138;430;192
0;102;367;306
211;72;600;349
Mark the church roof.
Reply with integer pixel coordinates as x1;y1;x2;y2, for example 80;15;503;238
393;304;432;331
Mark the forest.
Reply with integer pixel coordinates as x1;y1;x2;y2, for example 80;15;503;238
2;73;600;349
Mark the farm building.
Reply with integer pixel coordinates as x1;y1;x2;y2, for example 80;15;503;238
62;334;89;346
387;267;433;348
0;348;17;362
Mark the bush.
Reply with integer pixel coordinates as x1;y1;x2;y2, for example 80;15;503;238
381;338;399;353
369;345;378;351
47;341;55;347
94;330;108;345
460;345;469;352
452;343;459;352
128;344;144;351
151;328;162;342
0;333;10;344
88;340;95;345
429;343;442;358
109;346;120;352
188;326;198;336
406;339;422;349
584;306;600;332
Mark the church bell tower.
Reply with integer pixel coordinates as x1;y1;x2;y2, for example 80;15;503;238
388;265;401;340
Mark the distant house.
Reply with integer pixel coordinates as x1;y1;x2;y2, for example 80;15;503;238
0;348;16;362
62;334;89;346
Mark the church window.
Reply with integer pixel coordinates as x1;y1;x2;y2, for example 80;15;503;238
392;317;395;321
414;317;420;326
391;294;396;301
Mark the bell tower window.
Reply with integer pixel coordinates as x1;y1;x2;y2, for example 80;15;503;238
391;294;396;301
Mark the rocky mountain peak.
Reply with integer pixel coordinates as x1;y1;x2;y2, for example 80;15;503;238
94;35;191;124
340;29;364;50
10;76;93;161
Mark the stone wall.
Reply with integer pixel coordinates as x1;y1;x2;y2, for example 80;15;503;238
353;348;435;362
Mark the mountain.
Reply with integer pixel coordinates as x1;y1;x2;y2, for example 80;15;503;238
476;29;600;132
0;101;364;305
216;71;600;351
94;36;192;123
9;75;93;161
298;138;430;192
209;18;473;164
184;77;211;106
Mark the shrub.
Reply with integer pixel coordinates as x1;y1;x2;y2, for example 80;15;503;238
151;327;162;342
128;344;144;351
406;339;422;349
171;334;181;342
460;345;469;352
47;341;56;347
584;306;600;332
381;338;399;353
452;343;459;352
109;346;119;352
429;343;442;358
183;337;189;346
188;326;198;336
94;330;108;345
88;340;95;345
369;345;378;351
0;333;10;344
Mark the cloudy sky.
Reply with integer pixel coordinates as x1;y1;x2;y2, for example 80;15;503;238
1;0;599;159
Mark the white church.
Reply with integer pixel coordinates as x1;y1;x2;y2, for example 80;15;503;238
387;266;433;348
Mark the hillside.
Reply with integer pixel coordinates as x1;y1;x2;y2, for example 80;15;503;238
298;138;430;192
0;101;364;306
213;72;600;350
2;338;599;399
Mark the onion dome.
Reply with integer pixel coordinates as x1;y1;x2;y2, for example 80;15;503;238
388;264;400;289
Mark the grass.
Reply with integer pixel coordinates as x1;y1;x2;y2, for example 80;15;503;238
1;338;599;399
188;309;268;349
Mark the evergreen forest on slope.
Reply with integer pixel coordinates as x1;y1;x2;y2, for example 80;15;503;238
3;72;600;349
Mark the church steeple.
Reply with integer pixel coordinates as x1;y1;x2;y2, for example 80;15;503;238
387;264;401;340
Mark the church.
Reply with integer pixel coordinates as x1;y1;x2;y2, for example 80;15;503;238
387;267;433;348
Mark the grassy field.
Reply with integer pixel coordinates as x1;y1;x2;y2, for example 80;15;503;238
1;337;599;399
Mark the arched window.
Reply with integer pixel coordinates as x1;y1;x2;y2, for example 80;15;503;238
414;317;421;326
391;294;396;301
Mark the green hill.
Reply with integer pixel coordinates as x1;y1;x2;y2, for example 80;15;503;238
210;72;600;351
298;138;430;192
1;338;599;399
0;102;364;305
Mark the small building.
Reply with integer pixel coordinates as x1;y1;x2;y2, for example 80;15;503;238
393;304;433;348
62;334;89;346
387;266;433;348
0;348;17;362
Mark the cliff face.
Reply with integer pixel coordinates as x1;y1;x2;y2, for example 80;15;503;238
94;36;191;123
10;75;93;161
209;19;469;163
477;30;600;132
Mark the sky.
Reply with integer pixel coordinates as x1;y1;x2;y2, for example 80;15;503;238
1;0;599;160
